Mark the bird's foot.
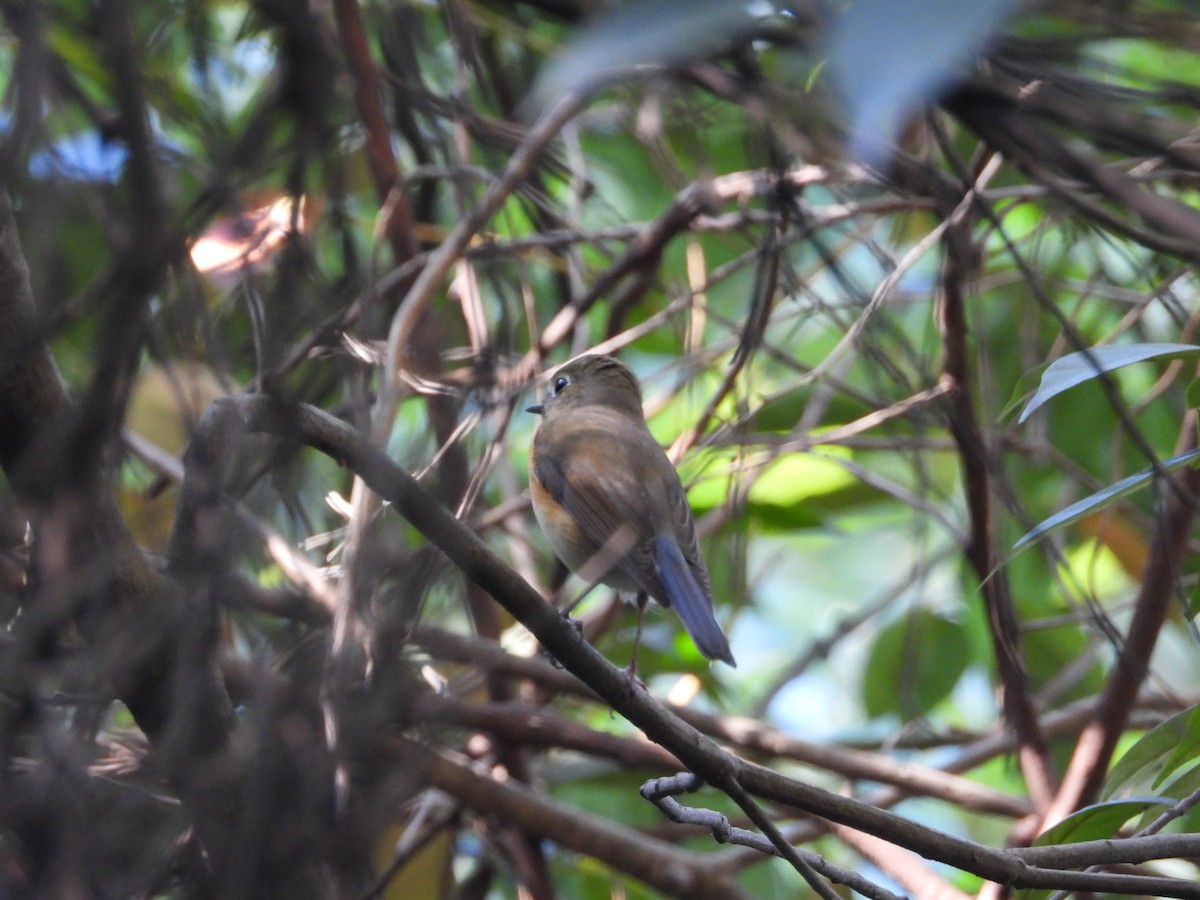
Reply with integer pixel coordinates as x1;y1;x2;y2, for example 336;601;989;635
540;613;586;669
623;659;647;692
560;610;584;638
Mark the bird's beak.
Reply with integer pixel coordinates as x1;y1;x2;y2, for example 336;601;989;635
526;403;544;415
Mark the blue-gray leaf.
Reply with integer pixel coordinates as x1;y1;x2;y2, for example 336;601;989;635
827;0;1021;162
1019;343;1200;424
1014;447;1200;552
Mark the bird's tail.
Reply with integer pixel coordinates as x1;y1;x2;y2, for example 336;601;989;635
654;535;736;666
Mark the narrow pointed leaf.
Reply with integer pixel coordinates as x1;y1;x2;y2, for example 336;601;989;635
1019;343;1200;424
1034;797;1172;848
1014;447;1200;552
1154;704;1200;790
1103;706;1197;800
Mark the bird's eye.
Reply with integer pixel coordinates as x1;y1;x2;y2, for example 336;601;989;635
553;376;569;395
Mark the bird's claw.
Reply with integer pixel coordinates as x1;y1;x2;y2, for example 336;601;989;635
560;611;585;640
623;661;646;692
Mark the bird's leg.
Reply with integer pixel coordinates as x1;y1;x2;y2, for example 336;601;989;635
565;527;634;618
625;592;649;685
562;573;604;618
552;574;612;652
556;573;600;640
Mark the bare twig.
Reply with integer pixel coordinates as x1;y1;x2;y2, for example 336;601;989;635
411;741;749;899
642;773;897;900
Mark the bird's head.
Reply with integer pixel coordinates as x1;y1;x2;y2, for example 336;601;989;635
526;354;643;421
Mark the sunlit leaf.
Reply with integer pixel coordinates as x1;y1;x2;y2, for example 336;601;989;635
1073;512;1148;583
189;192;309;284
1019;343;1200;423
1014;447;1200;552
687;450;858;530
1103;705;1198;800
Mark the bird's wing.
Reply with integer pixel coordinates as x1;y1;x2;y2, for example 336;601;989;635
535;426;659;593
655;466;713;597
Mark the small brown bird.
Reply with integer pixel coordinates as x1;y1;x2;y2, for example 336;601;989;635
527;354;735;666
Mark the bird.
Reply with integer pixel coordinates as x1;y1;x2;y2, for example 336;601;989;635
526;354;736;667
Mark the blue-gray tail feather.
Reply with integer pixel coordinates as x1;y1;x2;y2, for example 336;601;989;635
653;535;736;666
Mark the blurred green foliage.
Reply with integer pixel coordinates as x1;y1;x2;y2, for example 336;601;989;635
7;0;1200;895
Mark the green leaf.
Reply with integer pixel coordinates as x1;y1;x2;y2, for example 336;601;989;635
863;611;968;719
1019;343;1200;424
1154;704;1200;790
686;450;858;530
1142;763;1200;831
47;24;113;95
1103;705;1198;800
1014;446;1200;552
1034;797;1173;847
1001;362;1050;422
1017;797;1174;900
